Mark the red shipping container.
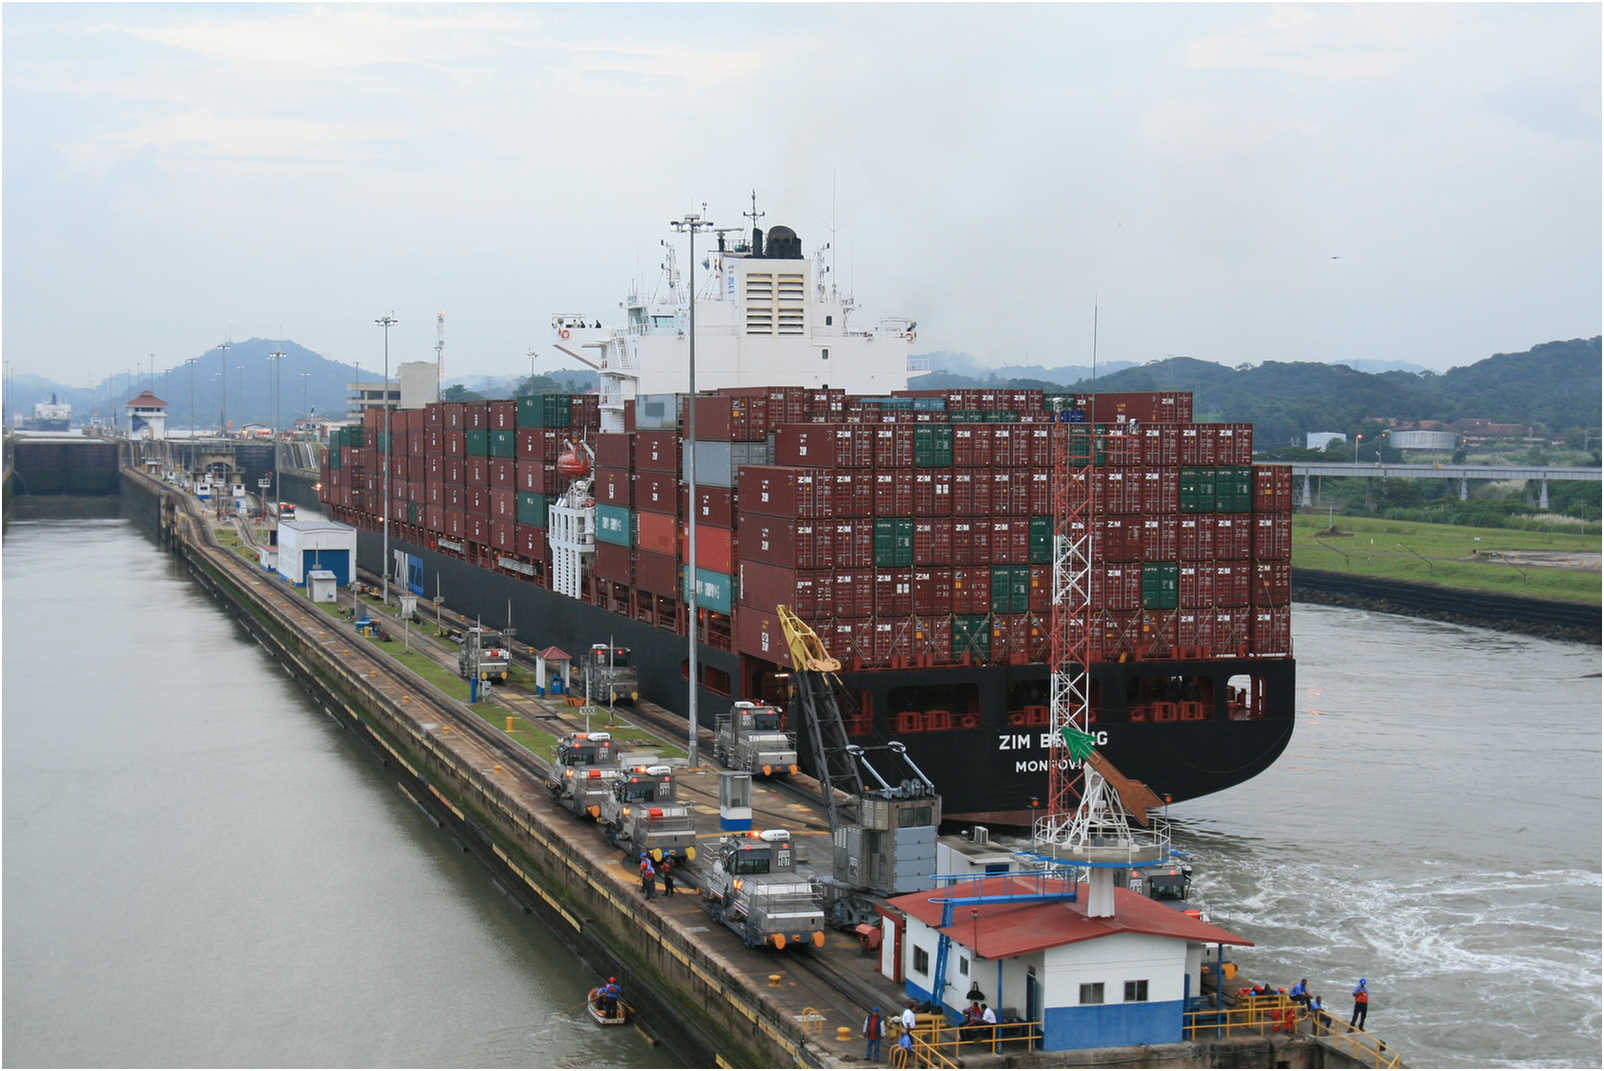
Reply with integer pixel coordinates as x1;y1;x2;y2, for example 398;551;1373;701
1253;464;1295;514
1251;562;1292;606
444;511;465;538
444;485;465;510
468;486;489;516
442;402;465;431
1024;426;1051;469
874;471;914;516
690;394;768;442
1139;469;1179;515
913;519;953;564
425;428;444;455
425;403;443;429
839;573;876;618
738;466;823;519
637;472;679;515
913;470;954;516
830;522;875;569
518;461;562;495
636;510;677;557
912;568;954;616
489;400;516;430
951;426;993;468
909;616;953;664
444;431;465;459
735;607;792;666
635;550;679;596
1102;469;1145;515
1137;517;1178;561
1002;519;1032;564
1098;426;1142;466
999;426;1032;468
775;424;872;469
489;490;515;522
408;457;425;484
739;561;816;618
1216;423;1254;465
1029;564;1050;612
1179;564;1216;609
1213;515;1251;561
463;404;488;432
694;525;733;574
952;566;991;615
742;518;818;569
832;473;873;518
592;541;631;583
1096;517;1140;563
596;433;631;470
1178;517;1214;561
1140;425;1180;467
1252;515;1292;561
1176;610;1209;652
1139;609;1178;659
949;471;989;516
874;571;913;617
443;459;464;485
872;425;916;469
1212;609;1251;656
1093;566;1142;611
1179;425;1218;466
490;518;515;551
1027;471;1050;516
1084;392;1193;425
489;458;515;490
1251;607;1291;656
1095;611;1144;661
691;487;734;528
467;515;488;544
988;472;1021;516
426;505;444;531
1213;563;1250;607
829;620;875;665
594;468;631;506
871;621;913;666
635;430;680;473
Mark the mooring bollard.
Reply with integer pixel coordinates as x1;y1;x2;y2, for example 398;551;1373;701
506;716;516;732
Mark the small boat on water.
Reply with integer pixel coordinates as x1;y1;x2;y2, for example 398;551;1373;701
587;987;627;1027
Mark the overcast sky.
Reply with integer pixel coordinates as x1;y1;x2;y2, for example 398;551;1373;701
4;3;1599;386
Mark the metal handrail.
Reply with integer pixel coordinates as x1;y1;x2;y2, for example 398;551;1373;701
1184;998;1402;1069
909;1018;1043;1066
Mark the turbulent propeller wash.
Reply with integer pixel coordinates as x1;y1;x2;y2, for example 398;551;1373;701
319;203;1295;825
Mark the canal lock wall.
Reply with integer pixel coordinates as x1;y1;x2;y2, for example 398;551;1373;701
122;469;827;1069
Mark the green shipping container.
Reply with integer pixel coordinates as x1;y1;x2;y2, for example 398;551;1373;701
952;614;991;658
913;425;954;468
346;426;367;448
1029;516;1052;564
517;393;573;429
596;504;632;546
1061;425;1096;465
465;428;490;457
375;432;392;455
1214;466;1253;513
874;518;914;567
490;428;517;458
684;567;733;615
1141;563;1179;610
989;565;1031;614
329;447;341;470
1178;467;1216;513
516;492;549;527
407;502;419;525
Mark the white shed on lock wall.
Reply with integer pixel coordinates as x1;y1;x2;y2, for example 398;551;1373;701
276;520;356;587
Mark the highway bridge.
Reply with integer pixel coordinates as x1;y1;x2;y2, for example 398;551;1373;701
1289;461;1600;509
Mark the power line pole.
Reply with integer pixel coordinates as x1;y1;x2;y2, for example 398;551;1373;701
268;345;286;514
375;312;398;608
670;208;715;767
218;337;231;434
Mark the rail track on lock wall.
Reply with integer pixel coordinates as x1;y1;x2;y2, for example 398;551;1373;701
183;501;909;1038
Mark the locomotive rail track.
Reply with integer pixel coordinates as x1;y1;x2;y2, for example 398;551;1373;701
203;505;892;1022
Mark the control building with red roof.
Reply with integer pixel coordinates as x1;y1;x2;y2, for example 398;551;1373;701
882;873;1252;1051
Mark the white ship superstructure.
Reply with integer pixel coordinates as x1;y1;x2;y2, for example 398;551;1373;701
553;201;926;434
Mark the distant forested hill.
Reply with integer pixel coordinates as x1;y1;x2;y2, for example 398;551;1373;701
926;338;1600;445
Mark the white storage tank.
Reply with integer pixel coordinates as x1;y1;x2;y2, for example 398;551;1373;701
276;519;357;587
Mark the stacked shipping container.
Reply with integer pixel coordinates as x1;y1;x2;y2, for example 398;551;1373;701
317;385;1293;677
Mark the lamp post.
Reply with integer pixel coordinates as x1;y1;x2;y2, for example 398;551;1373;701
671;209;714;767
218;338;230;435
300;370;311;421
186;358;197;435
375;312;397;608
1353;433;1363;464
268;346;285;516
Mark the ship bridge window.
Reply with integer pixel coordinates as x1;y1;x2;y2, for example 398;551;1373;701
825;315;833;326
821;348;829;361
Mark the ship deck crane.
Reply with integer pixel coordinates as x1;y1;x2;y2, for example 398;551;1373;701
775;605;865;834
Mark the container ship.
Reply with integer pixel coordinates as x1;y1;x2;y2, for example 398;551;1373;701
318;210;1295;826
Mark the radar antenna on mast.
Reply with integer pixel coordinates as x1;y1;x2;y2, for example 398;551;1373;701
744;189;765;256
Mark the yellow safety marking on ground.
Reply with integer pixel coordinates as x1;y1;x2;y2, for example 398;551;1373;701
426;783;466;822
714;1054;732;1069
492;844;582;931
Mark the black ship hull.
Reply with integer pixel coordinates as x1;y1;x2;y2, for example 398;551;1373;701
354;528;1296;827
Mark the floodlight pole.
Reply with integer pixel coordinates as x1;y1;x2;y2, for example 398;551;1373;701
375;313;397;608
671;210;714;767
268;346;285;516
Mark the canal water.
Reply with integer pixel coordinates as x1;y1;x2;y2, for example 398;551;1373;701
5;503;1599;1067
2;505;658;1068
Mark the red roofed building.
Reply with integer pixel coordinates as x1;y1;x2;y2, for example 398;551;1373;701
883;873;1252;1051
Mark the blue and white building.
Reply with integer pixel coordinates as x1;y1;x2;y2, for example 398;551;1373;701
884;875;1252;1051
276;519;357;587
